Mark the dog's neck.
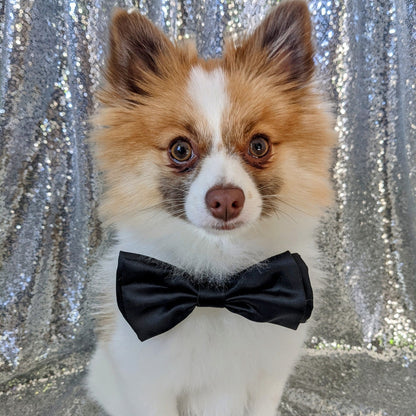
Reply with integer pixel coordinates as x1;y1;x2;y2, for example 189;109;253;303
114;208;319;279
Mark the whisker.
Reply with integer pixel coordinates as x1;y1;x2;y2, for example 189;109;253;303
260;194;312;217
261;199;297;222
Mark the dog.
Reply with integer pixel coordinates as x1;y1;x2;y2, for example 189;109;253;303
87;1;335;415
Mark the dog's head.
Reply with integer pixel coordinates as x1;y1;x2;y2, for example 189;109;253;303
92;0;335;236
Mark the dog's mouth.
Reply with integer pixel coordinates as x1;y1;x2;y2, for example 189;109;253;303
209;220;245;232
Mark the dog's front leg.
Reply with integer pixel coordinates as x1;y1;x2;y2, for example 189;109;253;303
88;341;180;416
248;377;285;416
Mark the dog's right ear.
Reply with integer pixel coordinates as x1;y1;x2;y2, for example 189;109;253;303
105;10;174;99
225;0;314;87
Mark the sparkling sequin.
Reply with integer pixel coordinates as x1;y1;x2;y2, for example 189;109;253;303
0;0;415;415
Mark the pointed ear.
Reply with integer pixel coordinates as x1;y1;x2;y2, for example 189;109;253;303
232;0;314;85
105;9;174;98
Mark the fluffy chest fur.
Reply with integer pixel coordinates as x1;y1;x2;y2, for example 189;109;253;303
90;214;315;415
87;1;335;415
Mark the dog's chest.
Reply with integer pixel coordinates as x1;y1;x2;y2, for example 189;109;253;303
110;305;305;390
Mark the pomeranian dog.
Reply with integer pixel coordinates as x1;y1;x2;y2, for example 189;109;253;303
87;0;335;415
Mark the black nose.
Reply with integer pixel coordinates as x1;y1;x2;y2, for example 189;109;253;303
205;186;245;221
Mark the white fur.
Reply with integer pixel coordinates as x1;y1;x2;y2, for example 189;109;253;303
187;67;228;149
88;208;320;416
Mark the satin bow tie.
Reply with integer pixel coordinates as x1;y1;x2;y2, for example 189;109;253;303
116;251;313;342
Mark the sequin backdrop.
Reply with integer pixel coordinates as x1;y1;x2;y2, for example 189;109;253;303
0;0;415;414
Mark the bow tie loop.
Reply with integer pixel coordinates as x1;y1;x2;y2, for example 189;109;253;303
197;287;226;307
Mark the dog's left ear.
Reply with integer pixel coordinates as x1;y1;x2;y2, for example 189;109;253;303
227;0;314;85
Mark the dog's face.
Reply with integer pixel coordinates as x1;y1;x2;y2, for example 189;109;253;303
92;0;335;235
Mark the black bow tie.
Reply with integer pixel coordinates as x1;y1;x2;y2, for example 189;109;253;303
116;251;313;342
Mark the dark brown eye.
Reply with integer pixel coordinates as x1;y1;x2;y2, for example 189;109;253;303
169;138;193;163
248;135;270;158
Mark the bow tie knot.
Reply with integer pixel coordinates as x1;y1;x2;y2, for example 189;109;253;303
197;287;226;307
116;251;313;341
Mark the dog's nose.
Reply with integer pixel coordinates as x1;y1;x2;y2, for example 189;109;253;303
205;186;245;222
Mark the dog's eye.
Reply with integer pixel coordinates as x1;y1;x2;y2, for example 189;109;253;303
248;135;270;158
169;138;193;162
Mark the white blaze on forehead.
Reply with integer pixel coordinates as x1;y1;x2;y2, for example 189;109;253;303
187;66;228;148
186;67;262;231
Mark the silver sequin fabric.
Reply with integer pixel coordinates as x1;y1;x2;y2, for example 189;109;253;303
1;0;415;415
